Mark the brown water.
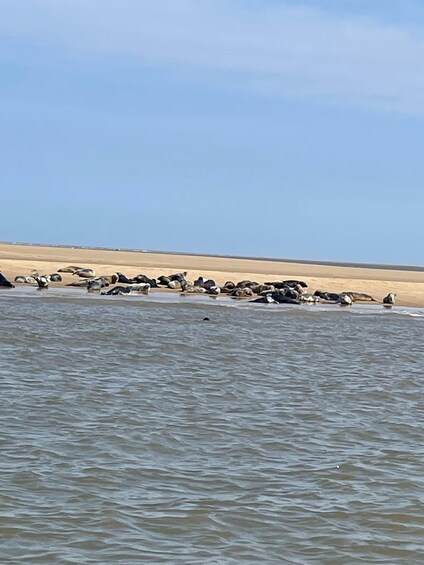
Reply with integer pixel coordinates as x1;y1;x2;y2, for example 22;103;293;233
1;288;424;563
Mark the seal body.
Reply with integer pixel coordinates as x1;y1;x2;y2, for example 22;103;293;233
338;293;353;306
383;293;396;306
0;272;15;288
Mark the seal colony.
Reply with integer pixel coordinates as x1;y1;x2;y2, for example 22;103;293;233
0;267;397;307
1;243;422;306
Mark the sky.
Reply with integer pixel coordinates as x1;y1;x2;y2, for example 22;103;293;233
1;0;424;264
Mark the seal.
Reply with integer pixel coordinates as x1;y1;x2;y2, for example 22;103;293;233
74;268;96;278
116;272;132;284
250;294;278;304
207;285;221;295
299;293;322;303
383;292;396;307
0;272;15;288
169;272;188;282
271;291;300;304
229;287;254;299
168;280;182;290
338;293;352;306
14;275;36;284
87;278;110;292
101;283;150;296
180;283;206;294
314;290;340;302
58;265;84;273
34;276;49;289
344;292;376;302
48;273;62;282
132;274;157;287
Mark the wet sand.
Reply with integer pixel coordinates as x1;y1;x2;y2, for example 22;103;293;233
1;242;423;307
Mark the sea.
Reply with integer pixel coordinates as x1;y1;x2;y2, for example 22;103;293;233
1;287;424;564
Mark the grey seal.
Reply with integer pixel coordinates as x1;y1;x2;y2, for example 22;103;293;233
344;291;376;302
58;265;85;273
0;272;15;288
383;292;396;307
101;283;150;296
74;268;96;278
250;294;278;304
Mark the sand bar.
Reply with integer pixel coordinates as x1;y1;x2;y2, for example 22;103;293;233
1;242;423;307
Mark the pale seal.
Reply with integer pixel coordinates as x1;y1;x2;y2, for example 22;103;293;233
338;293;353;306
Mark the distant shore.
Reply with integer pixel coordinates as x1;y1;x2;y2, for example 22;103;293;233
1;242;423;307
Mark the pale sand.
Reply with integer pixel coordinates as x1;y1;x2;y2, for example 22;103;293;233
1;243;424;307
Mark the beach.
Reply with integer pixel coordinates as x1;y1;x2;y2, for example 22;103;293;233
1;242;423;307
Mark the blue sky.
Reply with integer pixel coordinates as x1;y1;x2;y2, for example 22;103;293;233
1;0;423;264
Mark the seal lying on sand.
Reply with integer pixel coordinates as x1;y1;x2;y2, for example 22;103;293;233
338;293;353;306
132;274;157;287
101;283;150;296
383;292;396;307
87;278;111;292
58;266;84;273
344;291;376;302
250;294;278;304
116;272;132;284
180;283;206;294
0;272;15;288
265;279;307;289
34;276;49;289
271;291;300;304
229;287;254;299
314;291;340;302
48;273;62;282
74;268;96;278
67;276;109;288
14;275;37;284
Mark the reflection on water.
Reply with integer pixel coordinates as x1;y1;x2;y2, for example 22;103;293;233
0;289;424;563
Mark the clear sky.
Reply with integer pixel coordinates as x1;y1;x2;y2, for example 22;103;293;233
1;1;424;264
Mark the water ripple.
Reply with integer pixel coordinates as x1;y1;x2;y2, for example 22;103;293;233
0;293;423;562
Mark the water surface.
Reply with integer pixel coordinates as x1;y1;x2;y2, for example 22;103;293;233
1;289;423;563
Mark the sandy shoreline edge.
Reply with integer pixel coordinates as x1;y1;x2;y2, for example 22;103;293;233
1;242;423;307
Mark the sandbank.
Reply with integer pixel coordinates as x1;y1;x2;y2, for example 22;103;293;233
0;242;423;307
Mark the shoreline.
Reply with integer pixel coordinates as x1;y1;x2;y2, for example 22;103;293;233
1;242;423;307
